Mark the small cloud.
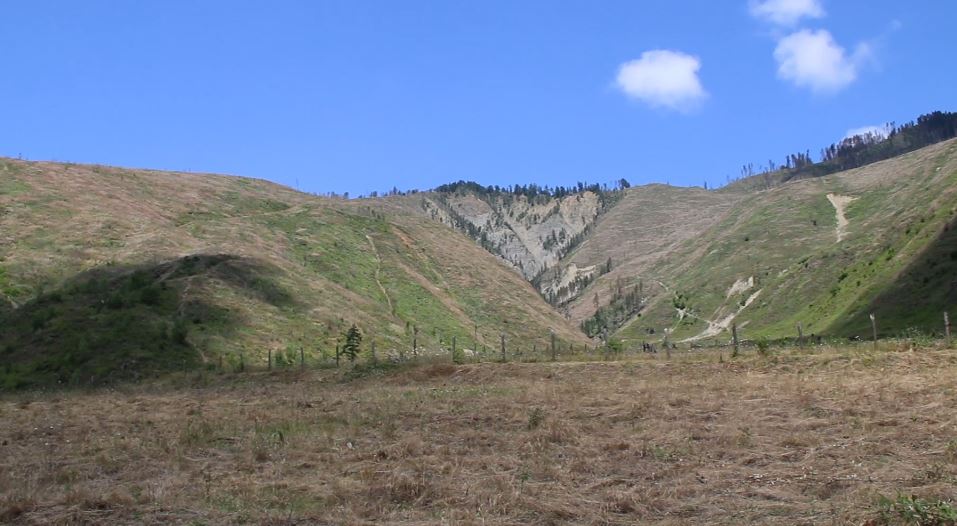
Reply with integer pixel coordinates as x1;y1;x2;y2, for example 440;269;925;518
773;29;867;93
615;50;708;112
749;0;825;26
844;124;892;140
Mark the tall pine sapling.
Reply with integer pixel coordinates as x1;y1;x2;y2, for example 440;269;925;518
342;324;362;363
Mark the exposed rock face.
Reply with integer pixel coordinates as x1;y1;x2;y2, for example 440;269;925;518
421;191;604;282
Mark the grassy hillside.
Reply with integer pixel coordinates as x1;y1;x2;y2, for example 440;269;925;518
606;138;957;345
554;184;742;324
0;159;590;389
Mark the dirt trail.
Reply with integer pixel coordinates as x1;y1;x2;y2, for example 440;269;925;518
826;193;856;243
680;289;762;343
365;234;394;315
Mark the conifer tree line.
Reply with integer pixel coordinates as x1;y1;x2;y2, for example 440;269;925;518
433;179;630;204
731;111;957;188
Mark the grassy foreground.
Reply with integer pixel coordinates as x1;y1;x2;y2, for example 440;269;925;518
2;345;957;525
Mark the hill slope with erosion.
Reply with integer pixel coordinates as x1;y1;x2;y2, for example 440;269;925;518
402;139;957;346
0;160;589;389
578;139;957;345
392;186;614;284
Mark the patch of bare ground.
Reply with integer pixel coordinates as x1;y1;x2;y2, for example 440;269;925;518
2;346;957;524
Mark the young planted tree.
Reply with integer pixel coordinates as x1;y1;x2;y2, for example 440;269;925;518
342;324;362;363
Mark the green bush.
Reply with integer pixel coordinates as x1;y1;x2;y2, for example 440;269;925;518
877;494;957;525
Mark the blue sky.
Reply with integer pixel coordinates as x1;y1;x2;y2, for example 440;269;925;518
1;1;953;195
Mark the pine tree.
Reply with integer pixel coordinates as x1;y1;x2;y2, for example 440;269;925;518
342;324;362;363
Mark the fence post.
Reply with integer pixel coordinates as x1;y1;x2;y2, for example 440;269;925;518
240;351;245;373
550;331;557;362
412;327;418;358
731;323;739;358
268;348;272;370
335;343;340;368
869;313;878;350
797;322;804;348
945;312;951;348
300;346;305;370
500;332;507;363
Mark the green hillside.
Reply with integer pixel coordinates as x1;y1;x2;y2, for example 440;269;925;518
0;160;590;389
586;138;957;345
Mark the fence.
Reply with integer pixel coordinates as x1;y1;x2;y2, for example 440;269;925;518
206;311;955;374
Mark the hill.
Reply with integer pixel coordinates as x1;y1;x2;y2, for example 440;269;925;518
0;160;590;389
411;138;957;346
611;139;957;344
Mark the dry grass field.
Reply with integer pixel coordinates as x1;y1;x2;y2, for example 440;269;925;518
2;344;957;525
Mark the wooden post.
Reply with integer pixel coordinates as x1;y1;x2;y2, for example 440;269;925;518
550;331;557;362
412;327;418;358
300;346;305;370
945;312;951;348
500;332;507;363
731;323;739;358
239;351;245;372
268;348;272;370
869;313;878;350
797;322;804;348
335;343;340;368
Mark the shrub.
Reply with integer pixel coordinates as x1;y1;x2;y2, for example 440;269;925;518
527;407;545;430
876;494;957;525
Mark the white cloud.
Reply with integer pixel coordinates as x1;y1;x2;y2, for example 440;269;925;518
844;124;892;140
773;29;867;93
615;50;707;112
749;0;825;26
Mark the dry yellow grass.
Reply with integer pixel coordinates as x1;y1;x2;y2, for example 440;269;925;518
2;345;957;525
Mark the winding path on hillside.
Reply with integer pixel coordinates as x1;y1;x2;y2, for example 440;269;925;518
366;234;395;315
826;193;856;243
